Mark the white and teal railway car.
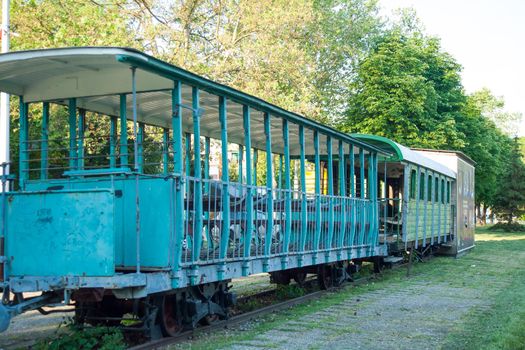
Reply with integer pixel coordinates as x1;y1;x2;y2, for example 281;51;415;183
0;48;474;336
352;134;475;256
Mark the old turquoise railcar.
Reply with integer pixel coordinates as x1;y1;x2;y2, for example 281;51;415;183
0;47;391;335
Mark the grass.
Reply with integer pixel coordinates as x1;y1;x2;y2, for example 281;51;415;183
170;225;525;350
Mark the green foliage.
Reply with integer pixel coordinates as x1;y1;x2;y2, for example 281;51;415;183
275;284;306;300
492;222;525;232
342;24;466;149
34;325;125;350
492;139;525;224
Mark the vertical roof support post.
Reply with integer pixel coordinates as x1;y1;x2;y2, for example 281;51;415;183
348;144;355;258
366;151;373;253
18;97;28;190
437;177;442;244
430;173;435;245
130;66;141;274
253;149;258;186
185;133;191;178
77;109;85;170
119;94;128;168
402;164;409;250
372;152;379;251
40;102;49;180
137;122;144;173
263;112;273;268
191;87;203;280
337;140;346;258
298;125;307;265
325;136;334;262
358;148;365;256
383;158;388;252
68;98;77;171
218;96;230;276
414;166;421;249
171;81;184;285
282;119;291;268
109;116;117;169
242;105;253;276
238;144;243;184
444;180;449;242
204;137;210;192
313;130;321;264
162;128;169;175
423;171;428;246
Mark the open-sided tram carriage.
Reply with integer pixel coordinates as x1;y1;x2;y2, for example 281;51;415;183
0;47;475;335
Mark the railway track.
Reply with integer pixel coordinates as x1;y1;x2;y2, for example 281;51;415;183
128;275;374;350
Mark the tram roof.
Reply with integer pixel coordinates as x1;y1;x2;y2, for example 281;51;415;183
0;47;388;157
351;134;456;178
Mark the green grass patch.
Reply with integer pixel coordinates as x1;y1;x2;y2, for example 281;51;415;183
33;325;126;350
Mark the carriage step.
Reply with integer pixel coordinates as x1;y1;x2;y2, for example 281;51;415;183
383;256;404;264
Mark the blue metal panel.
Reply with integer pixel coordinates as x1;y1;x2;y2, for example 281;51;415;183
192;87;203;267
263;112;273;261
119;94;128;168
6;190;115;276
242;105;253;275
68;98;77;171
110;116;117;168
40;102;49;180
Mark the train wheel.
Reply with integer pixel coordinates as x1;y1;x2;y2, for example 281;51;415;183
158;295;183;337
293;271;307;286
317;265;334;290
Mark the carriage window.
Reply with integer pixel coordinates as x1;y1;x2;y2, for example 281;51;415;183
410;169;417;199
435;177;439;202
427;175;432;201
419;172;425;200
447;181;451;203
441;179;445;203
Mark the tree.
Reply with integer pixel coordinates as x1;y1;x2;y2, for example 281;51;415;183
492;138;525;224
341;25;466;149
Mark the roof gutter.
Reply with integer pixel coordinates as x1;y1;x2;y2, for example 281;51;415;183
116;54;391;156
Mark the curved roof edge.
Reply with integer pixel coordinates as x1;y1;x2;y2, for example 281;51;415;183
351;134;456;178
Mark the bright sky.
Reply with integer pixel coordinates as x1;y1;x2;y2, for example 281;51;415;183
379;0;525;137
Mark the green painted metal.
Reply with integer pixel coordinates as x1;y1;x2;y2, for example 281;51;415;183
204;137;210;192
18;98;29;189
162;128;169;175
219;96;230;261
298;125;307;257
366;152;373;250
68;98;77;171
282;119;291;258
350;145;355;197
359;148;365;252
423;170;428;244
137;122;144;173
77;109;85;170
192;87;203;264
415;166;421;248
6;190;115;276
242;105;253;273
119;94;128;168
263;112;273;259
110;117;117;168
326;136;334;254
40;102;49;180
313;130;321;255
171;81;184;279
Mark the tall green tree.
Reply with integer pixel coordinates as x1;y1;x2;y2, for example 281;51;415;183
341;26;466;149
